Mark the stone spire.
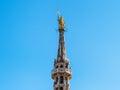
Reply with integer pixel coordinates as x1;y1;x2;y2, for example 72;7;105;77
51;16;72;90
57;16;66;61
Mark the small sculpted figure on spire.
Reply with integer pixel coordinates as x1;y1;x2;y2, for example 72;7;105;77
58;16;65;31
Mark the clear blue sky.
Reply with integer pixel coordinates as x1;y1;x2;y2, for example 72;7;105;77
0;0;120;90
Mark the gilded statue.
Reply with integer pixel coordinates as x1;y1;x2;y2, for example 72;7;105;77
58;16;65;30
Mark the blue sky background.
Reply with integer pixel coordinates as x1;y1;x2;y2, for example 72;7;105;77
0;0;120;90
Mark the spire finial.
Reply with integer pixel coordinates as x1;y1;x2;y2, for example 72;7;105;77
56;11;65;31
58;16;65;31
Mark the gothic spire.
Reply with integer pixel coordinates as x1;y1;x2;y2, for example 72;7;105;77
57;16;66;61
52;15;72;90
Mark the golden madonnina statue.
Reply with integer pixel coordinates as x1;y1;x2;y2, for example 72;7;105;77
58;16;65;30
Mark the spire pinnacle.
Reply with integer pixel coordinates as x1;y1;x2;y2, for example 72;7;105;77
57;16;66;61
58;16;65;31
52;15;72;90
